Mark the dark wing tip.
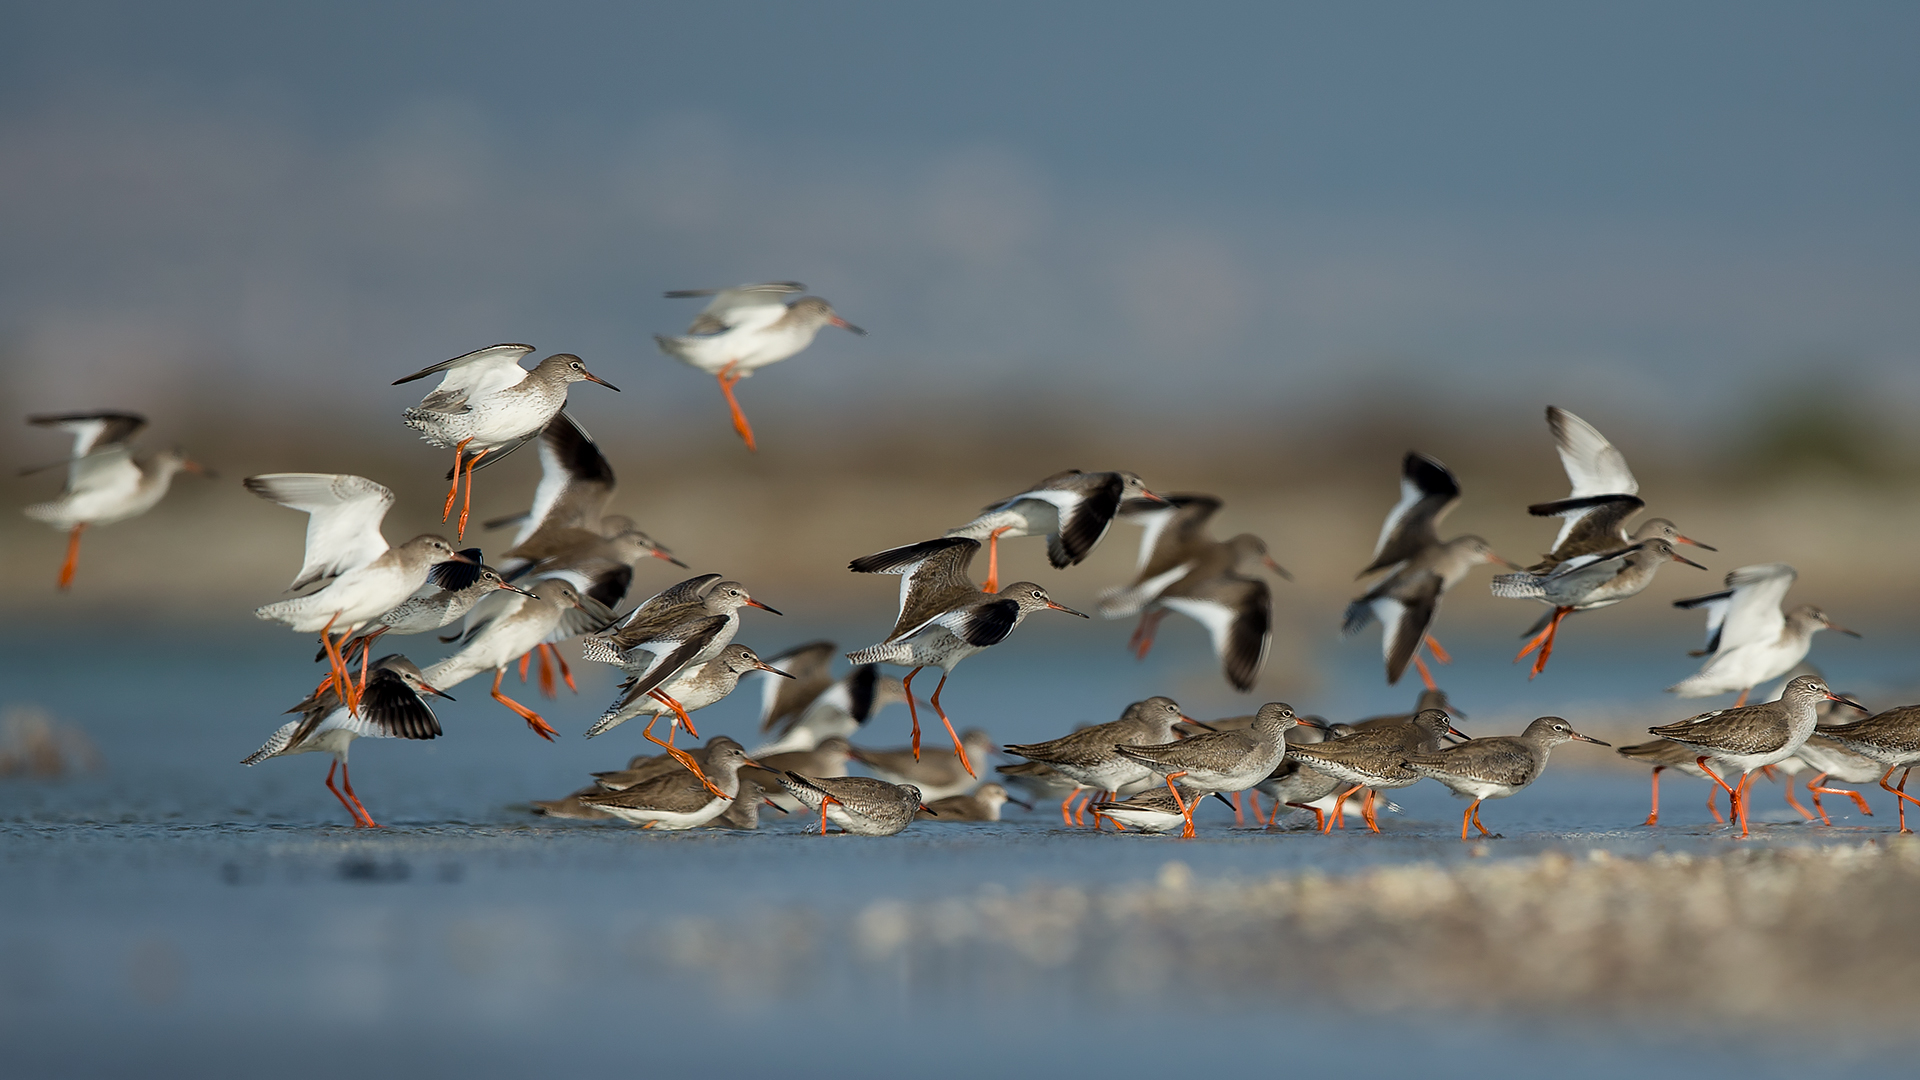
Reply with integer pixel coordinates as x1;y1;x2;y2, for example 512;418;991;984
1403;452;1461;500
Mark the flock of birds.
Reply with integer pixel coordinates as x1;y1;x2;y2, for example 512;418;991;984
19;282;1920;840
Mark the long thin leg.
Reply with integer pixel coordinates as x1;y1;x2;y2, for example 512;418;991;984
1423;634;1452;665
1733;770;1758;837
318;612;359;716
901;667;925;760
1733;688;1750;707
1070;790;1089;827
644;691;726;799
981;526;1012;594
817;793;840;835
1325;785;1363;834
1247;790;1267;827
1781;774;1814;821
339;761;381;828
1411;654;1438;692
518;650;532;683
1643;766;1663;827
1286;802;1325;831
927;671;975;778
1129;609;1168;661
441;437;472;522
1471;800;1492;838
56;523;87;590
1161;771;1194;838
1459;801;1475;841
534;646;556;698
549;644;575;693
456;446;490;540
1806;772;1834;826
1360;788;1380;834
324;760;364;826
716;361;757;452
491;668;558;741
1232;791;1246;827
1879;767;1920;833
1516;607;1573;678
1707;784;1725;824
1057;787;1078;827
1808;772;1873;819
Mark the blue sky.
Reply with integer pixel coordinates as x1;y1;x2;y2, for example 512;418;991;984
4;2;1917;428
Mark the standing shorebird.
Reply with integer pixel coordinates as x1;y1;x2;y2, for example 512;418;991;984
1402;717;1609;841
1615;739;1731;826
242;655;452;827
855;470;1158;593
655;282;865;451
1251;719;1349;830
846;536;1088;777
1089;786;1236;833
850;729;998;802
1520;406;1714;574
1284;708;1470;834
917;783;1029;821
1648;675;1866;837
247;473;469;712
1114;702;1305;838
778;773;929;836
585;645;792;798
1345;453;1520;688
23;412;210;589
1098;494;1288;692
747;643;913;757
1669;564;1859;705
393;344;619;539
1002;697;1193;826
574;738;764;831
422;578;611;740
1490;538;1708;678
1795;696;1884;825
1812;705;1920;832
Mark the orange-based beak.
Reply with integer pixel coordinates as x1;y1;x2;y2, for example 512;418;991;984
757;662;795;679
1263;555;1293;581
746;598;783;616
581;369;621;391
1671;552;1709;571
1488;552;1525;570
501;581;539;598
1569;730;1610;746
1046;600;1090;618
652;547;690;568
1827;692;1870;713
828;315;868;336
420;682;456;702
182;458;217;478
1676;535;1716;551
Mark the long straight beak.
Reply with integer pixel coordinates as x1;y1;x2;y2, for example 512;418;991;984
447;550;479;564
1490;553;1525;570
1676;535;1716;551
1263;555;1294;581
183;459;217;478
421;683;456;701
746;598;783;616
502;582;540;597
740;757;773;771
828;316;868;336
1830;622;1863;638
1672;553;1710;570
757;662;796;679
1446;722;1472;740
653;548;690;568
582;370;621;391
1829;692;1871;713
1007;796;1034;811
1139;488;1169;503
1046;600;1091;618
1295;717;1331;731
1570;730;1610;746
1208;792;1237;810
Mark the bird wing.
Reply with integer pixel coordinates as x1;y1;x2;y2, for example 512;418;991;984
1358;453;1460;578
987;472;1127;568
1672;588;1734;656
244;473;395;591
1122;493;1222;576
1714;563;1796;655
515;411;616;547
350;664;445;740
1546;406;1639;498
1378;572;1444;685
931;598;1021;648
849;537;982;639
1159;577;1270;693
1526;493;1647;560
392;343;537;410
666;282;806;335
29;411;147;460
64;446;144;501
608;615;730;708
756;641;837;731
592;574;724;655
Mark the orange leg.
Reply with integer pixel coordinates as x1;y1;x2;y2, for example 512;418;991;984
1360;788;1381;834
716;361;757;452
548;644;575;693
1057;787;1078;827
1410;654;1438;692
1732;770;1759;837
1642;766;1663;826
1129;609;1168;661
1232;791;1246;827
1808;772;1872;820
1878;767;1920;833
1099;793;1126;831
981;526;1012;593
491;668;557;741
643;691;727;799
1161;771;1194;838
1325;785;1363;834
1287;802;1326;831
518;650;532;683
1781;774;1814;821
456;446;491;541
817;793;840;835
317;613;360;716
56;522;87;590
339;761;381;828
1071;790;1090;827
1470;800;1492;838
1805;772;1834;826
1696;757;1738;832
1459;801;1475;841
1733;688;1750;707
927;671;975;778
324;760;366;826
441;437;471;522
1423;634;1452;665
1515;607;1572;678
1707;784;1725;824
901;666;925;760
1247;789;1268;827
533;646;556;698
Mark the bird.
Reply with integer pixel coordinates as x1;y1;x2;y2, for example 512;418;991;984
917;783;1029;821
1284;708;1470;834
994;759;1082;815
746;643;913;757
1615;739;1732;826
1811;704;1920;832
777;772;928;836
740;737;857;811
421;577;612;741
1351;687;1463;731
573;738;764;831
1098;493;1288;692
846;536;1088;777
1648;674;1866;837
1490;537;1709;678
330;554;537;668
856;470;1159;593
1113;702;1306;838
655;283;865;451
580;575;780;779
1520;406;1714;574
1088;786;1236;834
246;473;470;713
1668;564;1859;705
241;655;451;828
22;411;210;590
1402;717;1610;841
586;645;793;798
1250;719;1350;830
849;729;998;802
392;344;619;539
1002;697;1193;826
1795;713;1884;826
1344;452;1520;688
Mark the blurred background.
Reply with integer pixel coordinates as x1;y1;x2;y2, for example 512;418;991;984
3;1;1918;666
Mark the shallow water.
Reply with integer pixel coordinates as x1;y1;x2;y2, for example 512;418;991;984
1;620;1911;1077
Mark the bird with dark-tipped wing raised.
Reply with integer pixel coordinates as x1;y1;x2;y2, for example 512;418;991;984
1521;406;1714;574
1491;538;1708;678
24;411;210;590
1669;564;1859;705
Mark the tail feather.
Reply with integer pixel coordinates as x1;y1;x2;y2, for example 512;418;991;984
242;720;301;765
1488;573;1546;600
1340;599;1376;637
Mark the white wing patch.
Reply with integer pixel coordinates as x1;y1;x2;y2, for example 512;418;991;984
1549;406;1639;498
1370;476;1425;564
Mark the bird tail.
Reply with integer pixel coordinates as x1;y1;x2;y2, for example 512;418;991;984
241;721;301;765
1488;573;1546;600
1340;599;1376;637
844;643;898;666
